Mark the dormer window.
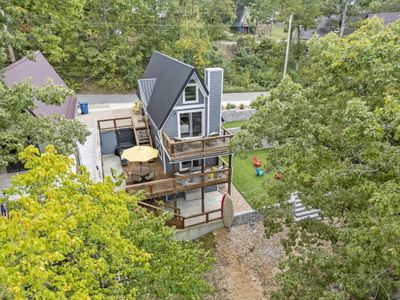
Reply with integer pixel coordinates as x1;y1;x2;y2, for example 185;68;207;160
183;83;198;103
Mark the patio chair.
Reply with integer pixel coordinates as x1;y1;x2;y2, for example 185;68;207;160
252;156;261;167
255;168;265;176
191;171;202;184
144;170;155;181
175;172;189;186
205;131;219;147
173;137;187;152
216;165;225;179
120;157;128;166
128;172;143;183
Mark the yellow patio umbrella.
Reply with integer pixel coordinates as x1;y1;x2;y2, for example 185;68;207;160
121;146;159;170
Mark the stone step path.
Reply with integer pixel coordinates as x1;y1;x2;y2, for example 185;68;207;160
289;193;321;222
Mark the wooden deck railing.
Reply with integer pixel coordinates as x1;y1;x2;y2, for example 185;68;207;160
138;201;222;229
162;127;233;160
97;117;133;132
126;166;230;198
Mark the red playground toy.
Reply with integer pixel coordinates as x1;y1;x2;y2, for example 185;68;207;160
252;156;261;167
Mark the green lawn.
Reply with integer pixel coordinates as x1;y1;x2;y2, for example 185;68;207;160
269;23;287;41
223;120;247;129
232;149;272;204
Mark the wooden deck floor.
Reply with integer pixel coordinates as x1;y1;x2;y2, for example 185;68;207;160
168;140;230;161
123;158;172;181
124;158;230;199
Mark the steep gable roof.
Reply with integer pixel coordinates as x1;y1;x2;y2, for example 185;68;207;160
3;51;77;119
232;5;250;27
140;51;208;129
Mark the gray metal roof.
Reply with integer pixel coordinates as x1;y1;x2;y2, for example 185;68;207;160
368;12;400;25
137;78;156;107
2;51;77;119
140;51;208;129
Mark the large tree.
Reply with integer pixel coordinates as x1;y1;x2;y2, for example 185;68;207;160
199;0;236;40
0;145;213;298
0;80;89;170
232;18;400;298
0;0;221;92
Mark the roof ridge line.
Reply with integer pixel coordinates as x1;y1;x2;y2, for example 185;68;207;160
153;51;194;69
3;50;42;72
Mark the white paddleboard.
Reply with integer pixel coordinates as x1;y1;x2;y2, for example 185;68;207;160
221;193;234;228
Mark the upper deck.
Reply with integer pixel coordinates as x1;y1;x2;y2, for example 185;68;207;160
162;127;233;161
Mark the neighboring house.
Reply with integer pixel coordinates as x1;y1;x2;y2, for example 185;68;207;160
300;12;400;41
367;11;400;25
232;5;252;34
0;51;78;194
299;13;370;41
114;51;233;230
3;51;77;120
298;16;334;41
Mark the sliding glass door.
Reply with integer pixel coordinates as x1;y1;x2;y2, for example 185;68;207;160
179;111;203;138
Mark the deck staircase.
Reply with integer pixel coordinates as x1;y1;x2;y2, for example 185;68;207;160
133;116;153;147
290;193;321;222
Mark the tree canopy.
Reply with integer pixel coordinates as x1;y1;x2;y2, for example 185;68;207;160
233;18;400;298
0;0;236;91
0;145;213;299
0;80;89;170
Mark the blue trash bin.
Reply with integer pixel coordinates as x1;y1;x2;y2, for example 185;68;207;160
79;102;89;114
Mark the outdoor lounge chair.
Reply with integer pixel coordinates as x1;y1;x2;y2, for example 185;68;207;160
255;168;265;176
252;156;261;167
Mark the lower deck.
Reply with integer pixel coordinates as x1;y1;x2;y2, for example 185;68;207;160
102;153;232;229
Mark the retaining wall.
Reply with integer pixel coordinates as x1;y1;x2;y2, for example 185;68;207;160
232;209;263;227
222;109;256;122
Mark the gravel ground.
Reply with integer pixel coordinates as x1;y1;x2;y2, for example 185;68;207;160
205;221;286;300
218;184;253;213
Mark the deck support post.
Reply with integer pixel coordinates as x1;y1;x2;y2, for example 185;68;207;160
201;158;205;213
173;193;177;213
228;154;232;194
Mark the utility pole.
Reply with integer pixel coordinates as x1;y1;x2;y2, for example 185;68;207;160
340;0;349;38
283;13;293;78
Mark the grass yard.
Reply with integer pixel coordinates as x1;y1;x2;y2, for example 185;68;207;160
223;120;247;129
232;149;273;205
269;23;287;41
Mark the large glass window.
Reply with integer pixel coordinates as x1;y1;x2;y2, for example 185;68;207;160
179;111;203;138
179;113;190;138
184;85;197;102
180;159;202;171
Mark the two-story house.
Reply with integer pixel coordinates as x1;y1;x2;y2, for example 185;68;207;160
123;51;233;229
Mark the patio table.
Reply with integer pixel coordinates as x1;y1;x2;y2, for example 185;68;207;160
130;166;151;177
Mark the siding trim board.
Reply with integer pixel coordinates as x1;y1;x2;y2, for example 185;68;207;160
206;69;211;136
174;104;205;110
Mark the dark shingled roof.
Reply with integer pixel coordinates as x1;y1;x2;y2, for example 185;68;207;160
2;51;77;119
368;12;400;25
232;5;249;28
141;51;208;129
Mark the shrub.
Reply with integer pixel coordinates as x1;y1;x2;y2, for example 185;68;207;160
225;103;236;110
239;103;245;110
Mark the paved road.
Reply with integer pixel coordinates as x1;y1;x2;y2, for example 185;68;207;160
77;91;270;106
